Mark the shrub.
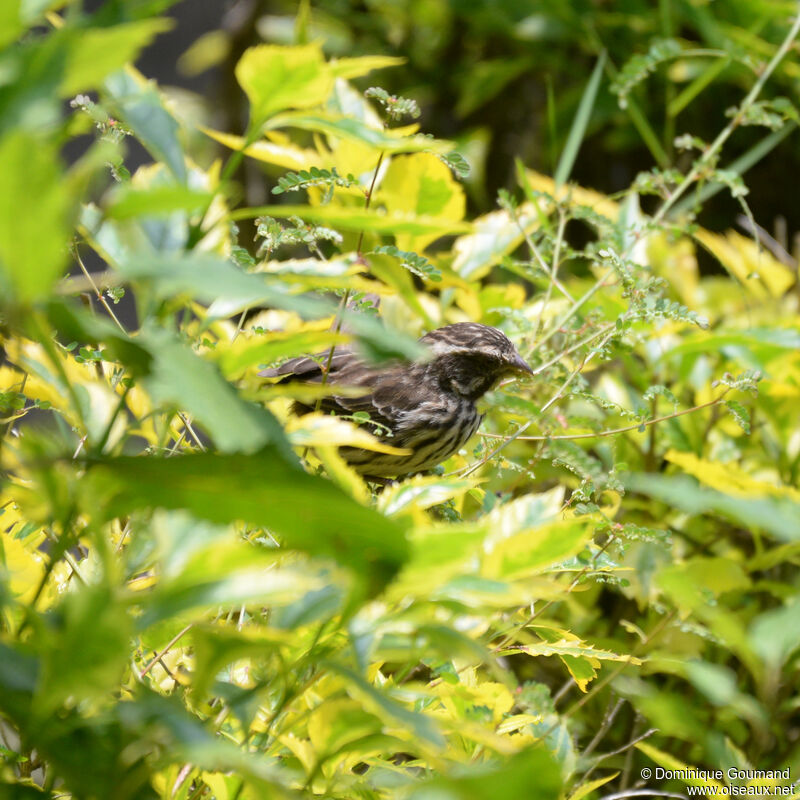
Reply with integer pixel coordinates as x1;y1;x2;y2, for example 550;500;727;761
1;3;798;799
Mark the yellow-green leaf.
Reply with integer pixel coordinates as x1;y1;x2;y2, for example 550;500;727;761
201;127;318;170
381;153;466;251
235;43;334;126
0;131;70;302
231;204;471;237
329;55;406;79
264;111;453;154
567;772;619;800
218;330;349;379
482;519;592;579
636;741;725;789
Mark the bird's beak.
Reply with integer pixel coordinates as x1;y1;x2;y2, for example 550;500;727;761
508;351;533;375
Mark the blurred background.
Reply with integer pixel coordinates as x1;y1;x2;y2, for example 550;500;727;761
91;0;800;264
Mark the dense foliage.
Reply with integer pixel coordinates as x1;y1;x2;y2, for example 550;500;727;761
1;2;799;799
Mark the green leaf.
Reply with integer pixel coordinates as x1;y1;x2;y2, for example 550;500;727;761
143;550;324;630
136;324;291;456
105;184;213;219
190;624;284;701
83;449;410;602
610;39;681;108
377;475;475;516
105;69;187;183
749;599;800;669
61;19;173;96
231;203;470;237
627;473;800;542
0;131;70;302
307;697;385;758
263;111;453;154
407;746;562;800
235;43;333;127
328;55;406;80
554;50;606;189
724;399;751;434
115;253;423;362
118;252;323;316
0;0;23;50
219;330;350;379
452;203;539;280
324;661;444;748
36;585;131;715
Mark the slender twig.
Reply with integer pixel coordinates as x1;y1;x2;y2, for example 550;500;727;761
481;390;731;443
231;308;248;344
531;321;616;377
526;610;676;753
595;727;658;763
114;521;131;554
139;624;193;678
563;610;676;720
43;528;86;587
72;244;126;334
492;536;615;652
178;413;206;451
311;150;385;420
72;435;87;459
582;728;659;785
356;151;384;257
528;15;800;358
529;269;617;358
454;327;617;477
553;678;576;704
653;10;800;227
584;696;626;756
93;382;132;455
511;200;574;305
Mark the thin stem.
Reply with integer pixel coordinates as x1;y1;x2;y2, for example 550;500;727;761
356;151;385;256
139;624;193;678
530;322;616;378
582;727;658;785
310;150;385;421
93;381;132;455
454;327;616;478
530;269;616;358
493;536;615;651
511;200;574;305
73;243;126;334
653;10;800;225
529;16;800;358
481;390;730;442
563;610;676;720
594;727;658;763
231;308;248;344
178;413;206;451
583;696;626;756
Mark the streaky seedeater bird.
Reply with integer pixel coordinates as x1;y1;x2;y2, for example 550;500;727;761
261;322;532;479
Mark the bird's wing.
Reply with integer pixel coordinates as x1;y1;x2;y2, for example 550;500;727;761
258;348;358;382
331;365;450;444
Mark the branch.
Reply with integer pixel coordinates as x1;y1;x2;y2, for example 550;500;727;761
481;390;731;443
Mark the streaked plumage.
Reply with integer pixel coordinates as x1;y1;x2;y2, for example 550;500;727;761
261;322;532;478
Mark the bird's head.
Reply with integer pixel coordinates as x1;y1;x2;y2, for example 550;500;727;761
420;322;532;399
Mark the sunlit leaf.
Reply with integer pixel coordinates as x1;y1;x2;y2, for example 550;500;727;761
235;43;334;127
0;131;70;302
83;448;410;601
105;69;187;183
